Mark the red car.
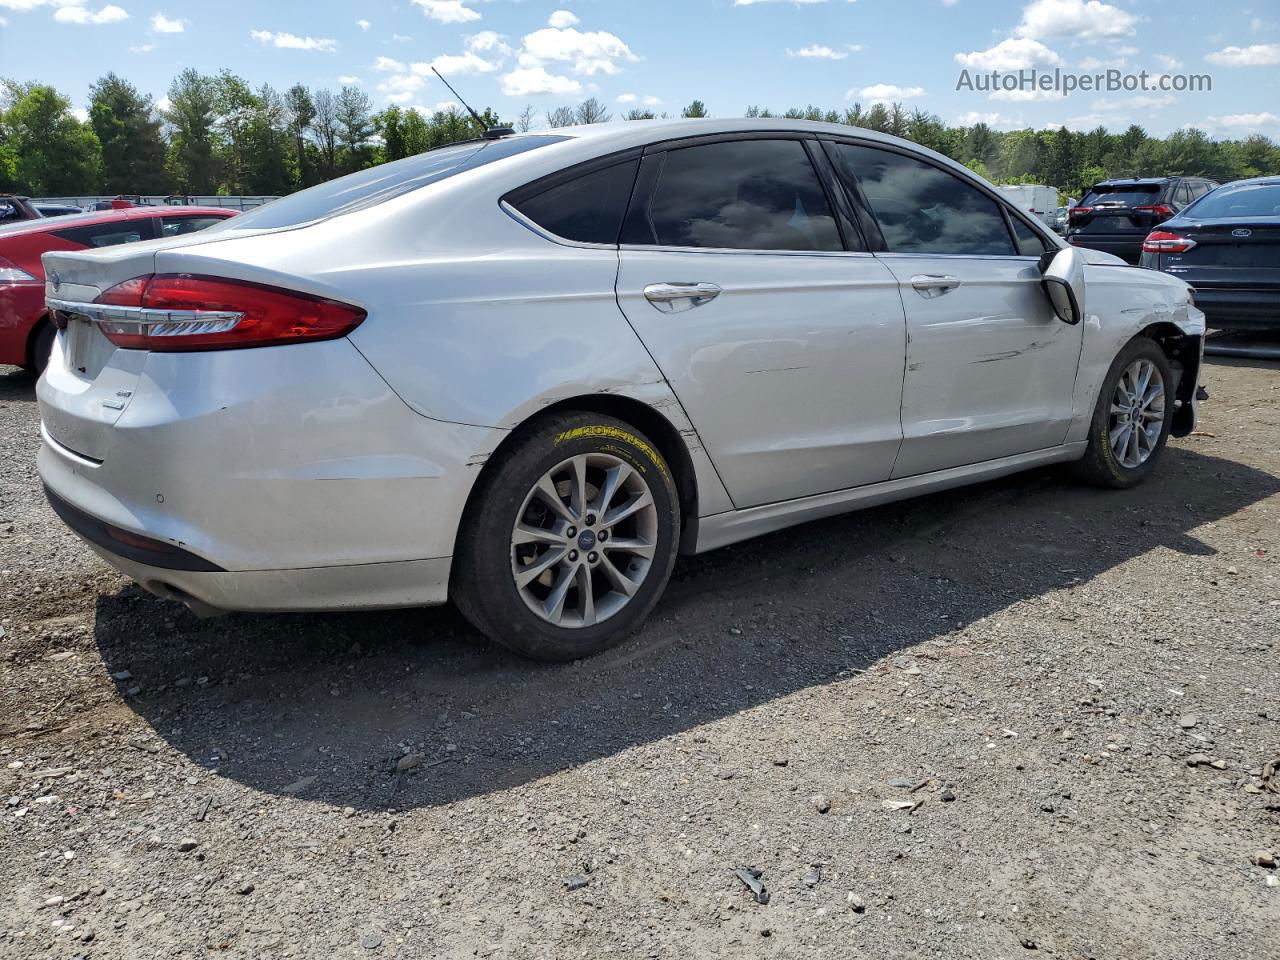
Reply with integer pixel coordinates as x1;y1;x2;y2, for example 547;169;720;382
0;205;236;373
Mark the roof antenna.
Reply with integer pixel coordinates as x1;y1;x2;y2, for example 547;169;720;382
431;67;514;139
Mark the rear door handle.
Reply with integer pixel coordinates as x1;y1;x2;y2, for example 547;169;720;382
643;282;721;314
910;274;962;299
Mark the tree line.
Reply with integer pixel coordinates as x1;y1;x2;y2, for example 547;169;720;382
2;72;1277;199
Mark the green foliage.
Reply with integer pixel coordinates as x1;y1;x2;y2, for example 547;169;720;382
6;71;1280;199
0;81;101;194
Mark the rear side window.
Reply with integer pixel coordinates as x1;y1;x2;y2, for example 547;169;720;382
1010;216;1049;255
831;143;1014;256
630;139;842;252
226;135;568;231
509;160;638;244
1184;181;1280;219
1080;184;1161;208
160;215;227;237
52;221;152;248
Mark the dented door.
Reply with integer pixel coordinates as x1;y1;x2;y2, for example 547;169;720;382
883;254;1084;479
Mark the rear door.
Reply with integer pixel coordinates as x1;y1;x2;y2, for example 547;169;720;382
826;140;1083;478
614;135;907;509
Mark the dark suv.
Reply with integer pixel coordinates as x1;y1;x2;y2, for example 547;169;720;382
1067;176;1218;264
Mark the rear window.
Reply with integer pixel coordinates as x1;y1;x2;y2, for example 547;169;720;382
224;135;568;231
1183;181;1280;220
1081;184;1162;208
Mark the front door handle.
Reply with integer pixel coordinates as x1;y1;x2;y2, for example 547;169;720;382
643;282;722;314
910;274;962;299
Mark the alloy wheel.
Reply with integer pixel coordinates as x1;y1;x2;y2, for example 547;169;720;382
1108;358;1165;469
510;453;659;628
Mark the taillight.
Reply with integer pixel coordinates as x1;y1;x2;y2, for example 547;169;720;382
1142;231;1197;254
1134;204;1175;221
92;274;365;351
1068;206;1092;221
0;256;39;284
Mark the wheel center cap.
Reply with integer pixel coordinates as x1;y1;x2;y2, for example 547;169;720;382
578;529;597;550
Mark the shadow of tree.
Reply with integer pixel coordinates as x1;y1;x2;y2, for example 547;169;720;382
90;447;1278;810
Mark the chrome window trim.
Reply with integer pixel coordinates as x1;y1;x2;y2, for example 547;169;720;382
499;200;617;251
617;243;879;259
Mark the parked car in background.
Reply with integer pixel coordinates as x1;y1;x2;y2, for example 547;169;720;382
1067;176;1217;264
35;119;1204;661
998;184;1059;225
1047;206;1070;234
1141;176;1280;330
1;206;235;372
33;203;85;218
0;195;42;224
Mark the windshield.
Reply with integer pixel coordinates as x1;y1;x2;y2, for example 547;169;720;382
219;135;568;231
1183;181;1280;220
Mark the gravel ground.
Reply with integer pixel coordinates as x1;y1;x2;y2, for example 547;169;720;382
1;357;1278;960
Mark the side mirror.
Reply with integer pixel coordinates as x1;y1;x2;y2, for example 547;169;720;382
1039;247;1086;325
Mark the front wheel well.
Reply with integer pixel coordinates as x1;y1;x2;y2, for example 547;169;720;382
464;394;701;555
1138;322;1201;438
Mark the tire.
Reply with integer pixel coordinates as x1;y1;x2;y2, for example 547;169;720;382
452;411;681;661
29;322;55;376
1074;336;1174;489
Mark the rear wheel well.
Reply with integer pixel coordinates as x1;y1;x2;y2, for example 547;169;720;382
1138;322;1201;437
464;395;701;555
25;312;53;371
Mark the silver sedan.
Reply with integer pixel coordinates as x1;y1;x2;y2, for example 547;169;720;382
37;119;1205;659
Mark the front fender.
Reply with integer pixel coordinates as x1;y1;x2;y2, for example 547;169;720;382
1065;263;1204;443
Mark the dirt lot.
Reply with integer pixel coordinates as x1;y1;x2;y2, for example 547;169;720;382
1;357;1278;960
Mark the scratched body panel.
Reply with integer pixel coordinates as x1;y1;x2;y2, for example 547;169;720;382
880;254;1083;479
616;248;907;509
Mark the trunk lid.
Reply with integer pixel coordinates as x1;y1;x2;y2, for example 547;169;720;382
1160;219;1280;289
38;245;157;462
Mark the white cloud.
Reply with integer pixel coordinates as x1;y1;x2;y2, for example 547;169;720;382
518;25;638;76
1014;0;1138;42
250;29;336;52
643;95;662;106
356;19;370;31
734;0;829;5
1153;53;1182;69
53;4;128;25
70;106;89;121
337;75;362;85
1090;94;1174;112
788;44;848;60
129;41;152;51
392;34;413;42
955;37;1063;70
466;30;510;54
386;91;414;104
500;65;581;96
852;83;926;102
150;11;182;32
1077;55;1126;69
548;9;578;28
156;94;171;112
412;0;480;24
990;87;1060;102
429;50;500;75
956;111;1025;129
1214;111;1280;129
373;55;406;72
1205;43;1280;66
616;92;637;103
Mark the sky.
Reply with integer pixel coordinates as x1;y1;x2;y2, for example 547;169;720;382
1;0;1278;139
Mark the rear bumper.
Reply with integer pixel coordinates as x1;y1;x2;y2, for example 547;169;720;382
1068;235;1143;265
1186;287;1280;330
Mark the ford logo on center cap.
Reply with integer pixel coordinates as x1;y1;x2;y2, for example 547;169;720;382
1232;228;1252;238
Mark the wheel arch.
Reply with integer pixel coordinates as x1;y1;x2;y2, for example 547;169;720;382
462;394;704;556
1137;321;1201;438
24;310;52;369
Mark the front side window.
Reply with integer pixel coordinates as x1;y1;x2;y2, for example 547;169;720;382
509;160;638;244
832;143;1015;256
1010;216;1049;255
634;139;842;252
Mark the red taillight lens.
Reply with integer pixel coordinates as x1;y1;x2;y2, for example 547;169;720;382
1142;231;1197;254
93;274;365;351
1134;204;1175;220
1068;206;1092;221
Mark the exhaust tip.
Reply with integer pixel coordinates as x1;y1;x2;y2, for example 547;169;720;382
146;581;227;619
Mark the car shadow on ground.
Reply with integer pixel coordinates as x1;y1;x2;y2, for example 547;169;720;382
88;444;1280;811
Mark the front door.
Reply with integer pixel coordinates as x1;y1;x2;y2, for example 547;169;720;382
825;140;1083;478
613;137;907;509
